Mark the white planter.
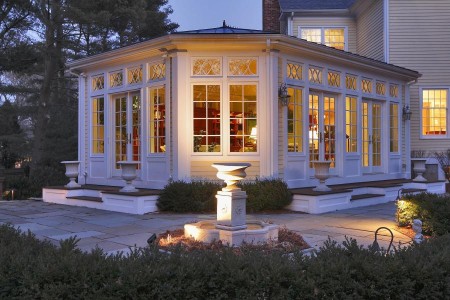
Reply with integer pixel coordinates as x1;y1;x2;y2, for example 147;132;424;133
61;161;81;188
412;158;427;182
118;161;140;192
211;163;251;191
312;161;332;192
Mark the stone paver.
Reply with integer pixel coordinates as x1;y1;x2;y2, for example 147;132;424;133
0;200;412;253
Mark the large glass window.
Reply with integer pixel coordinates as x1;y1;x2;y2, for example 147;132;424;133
193;85;221;152
390;103;399;152
422;89;448;137
287;87;303;153
149;87;166;153
300;27;346;50
92;97;104;154
345;96;357;152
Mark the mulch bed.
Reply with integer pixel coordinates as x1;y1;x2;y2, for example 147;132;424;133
156;227;310;254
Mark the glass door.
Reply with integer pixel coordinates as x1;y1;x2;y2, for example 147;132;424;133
362;100;382;173
113;92;141;176
309;93;336;169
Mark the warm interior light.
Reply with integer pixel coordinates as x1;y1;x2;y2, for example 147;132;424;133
250;126;257;143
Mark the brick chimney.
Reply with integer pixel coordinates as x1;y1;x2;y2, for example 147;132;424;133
263;0;281;33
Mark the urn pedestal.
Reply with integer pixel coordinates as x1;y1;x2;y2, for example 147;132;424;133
61;161;81;189
312;161;332;192
118;161;140;192
412;159;427;182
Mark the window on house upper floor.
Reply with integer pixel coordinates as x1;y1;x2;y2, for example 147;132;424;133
299;27;346;51
421;89;448;138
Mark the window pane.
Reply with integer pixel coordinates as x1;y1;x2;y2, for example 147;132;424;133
346;96;357;152
149;87;166;153
324;28;345;50
390;104;399;152
287;87;303;152
301;28;321;44
92;97;104;154
422;89;447;136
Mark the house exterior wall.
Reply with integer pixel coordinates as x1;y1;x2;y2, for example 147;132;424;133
356;0;385;61
389;0;450;153
291;17;357;53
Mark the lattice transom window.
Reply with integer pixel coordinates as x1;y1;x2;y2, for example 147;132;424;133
346;75;357;90
376;82;386;96
110;71;123;88
228;58;257;76
192;58;221;76
328;71;340;87
362;79;372;93
309;66;322;84
287;62;302;80
150;63;166;81
390;85;399;98
92;75;104;91
128;66;143;84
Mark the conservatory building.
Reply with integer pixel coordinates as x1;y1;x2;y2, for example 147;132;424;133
43;25;444;214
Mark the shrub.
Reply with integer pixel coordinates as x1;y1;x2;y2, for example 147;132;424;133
1;225;450;299
157;180;222;212
157;178;292;213
239;178;292;212
397;192;450;236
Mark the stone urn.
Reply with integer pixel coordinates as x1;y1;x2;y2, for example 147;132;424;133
412;158;427;182
118;161;140;192
312;161;332;192
212;163;251;191
61;161;81;188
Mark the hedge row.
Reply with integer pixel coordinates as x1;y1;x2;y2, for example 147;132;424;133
1;225;449;299
397;192;450;236
157;178;292;213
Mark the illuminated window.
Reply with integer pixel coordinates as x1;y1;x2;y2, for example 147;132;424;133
345;96;357;152
92;75;104;91
229;85;257;152
127;66;142;84
362;78;372;93
422;89;448;137
149;63;166;81
193;85;221;152
287;62;302;80
92;97;104;154
328;71;340;87
192;58;221;76
376;82;386;96
149;87;166;153
110;70;123;88
300;27;346;50
390;103;399;152
390;84;399;98
228;58;257;76
346;74;357;90
287;87;303;153
309;66;322;84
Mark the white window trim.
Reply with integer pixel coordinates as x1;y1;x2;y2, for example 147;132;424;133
298;26;348;51
419;87;450;139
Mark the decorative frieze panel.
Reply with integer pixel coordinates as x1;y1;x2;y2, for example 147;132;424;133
110;70;123;88
308;66;322;84
328;71;340;87
128;66;143;84
228;58;257;76
376;82;386;96
192;58;221;76
390;84;399;98
92;75;104;91
287;62;302;80
346;74;357;90
149;63;166;81
361;78;372;93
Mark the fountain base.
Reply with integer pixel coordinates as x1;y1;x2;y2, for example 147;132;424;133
184;220;278;246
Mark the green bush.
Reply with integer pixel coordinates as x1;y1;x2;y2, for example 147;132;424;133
1;224;450;299
397;192;450;236
239;178;292;212
157;178;292;213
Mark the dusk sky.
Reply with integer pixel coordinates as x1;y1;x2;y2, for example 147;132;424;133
167;0;263;31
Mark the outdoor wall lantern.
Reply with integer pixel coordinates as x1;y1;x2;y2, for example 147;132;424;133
402;105;412;121
278;83;291;106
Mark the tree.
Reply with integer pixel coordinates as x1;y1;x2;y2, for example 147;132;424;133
0;100;26;168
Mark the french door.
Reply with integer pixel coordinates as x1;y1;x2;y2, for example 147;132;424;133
362;100;382;173
308;93;336;170
112;92;141;176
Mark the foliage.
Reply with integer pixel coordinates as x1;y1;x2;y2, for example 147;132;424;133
157;180;222;212
1;224;450;299
238;178;292;212
410;150;428;158
397;192;450;236
434;149;450;180
157;178;292;213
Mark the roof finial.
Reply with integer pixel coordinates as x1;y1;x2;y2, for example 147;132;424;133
223;20;227;27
